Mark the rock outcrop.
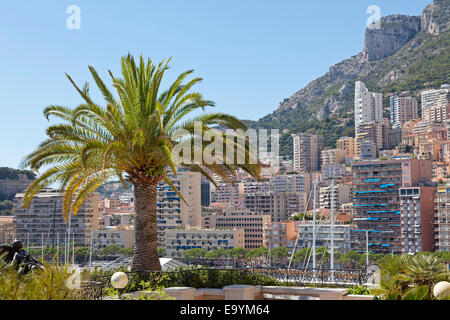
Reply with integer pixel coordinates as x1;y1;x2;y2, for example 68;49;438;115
363;15;421;61
422;0;450;35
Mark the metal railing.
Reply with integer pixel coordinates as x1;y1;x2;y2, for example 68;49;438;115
87;266;368;299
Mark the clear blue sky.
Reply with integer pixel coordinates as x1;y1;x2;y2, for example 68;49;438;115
0;0;431;169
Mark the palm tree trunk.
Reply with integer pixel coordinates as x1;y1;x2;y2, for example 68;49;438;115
131;182;161;271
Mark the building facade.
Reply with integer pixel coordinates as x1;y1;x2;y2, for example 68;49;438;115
399;186;436;254
354;81;383;134
434;184;450;252
92;227;134;251
164;227;245;258
211;210;271;249
292;133;323;172
351;158;432;254
157;170;201;247
390;96;419;129
13;190;99;247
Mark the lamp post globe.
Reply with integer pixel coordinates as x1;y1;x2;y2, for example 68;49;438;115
111;272;128;289
433;281;450;300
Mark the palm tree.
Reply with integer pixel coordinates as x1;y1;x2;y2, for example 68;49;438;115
376;254;450;300
21;54;262;271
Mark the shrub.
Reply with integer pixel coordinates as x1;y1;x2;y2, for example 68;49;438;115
0;261;81;300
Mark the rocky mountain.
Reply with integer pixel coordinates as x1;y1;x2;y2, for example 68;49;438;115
245;0;450;157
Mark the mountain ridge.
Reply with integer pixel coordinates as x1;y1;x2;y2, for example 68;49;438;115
245;0;450;157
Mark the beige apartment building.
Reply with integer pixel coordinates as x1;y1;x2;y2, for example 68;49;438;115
356;121;383;156
92;226;134;251
292;133;323;172
336;137;356;157
319;184;352;211
243;191;306;222
157;170;201;247
0;216;16;244
210;209;271;249
165;226;245;258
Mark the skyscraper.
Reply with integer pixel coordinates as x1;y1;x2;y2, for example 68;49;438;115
390;96;419;128
351;158;432;254
354;81;383;134
292;133;323;172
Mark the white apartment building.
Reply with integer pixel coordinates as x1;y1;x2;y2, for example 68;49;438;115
164;227;245;258
319;184;352;211
296;221;351;252
421;86;450;122
354;81;383;134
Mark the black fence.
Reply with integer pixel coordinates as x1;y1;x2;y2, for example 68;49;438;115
250;266;369;288
88;266;369;299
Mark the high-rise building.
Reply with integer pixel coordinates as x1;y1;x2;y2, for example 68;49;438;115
351;158;432;254
421;86;450;122
336;137;357;157
13;189;99;247
319;184;352;211
321;163;346;181
211;209;271;249
390;96;419;129
357;139;377;160
399;186;436;254
157;170;201;247
200;177;211;207
213;183;242;204
243;191;306;222
434;184;450;252
292;133;323;172
354;81;383;134
356;121;383;156
321;149;345;165
269;173;311;195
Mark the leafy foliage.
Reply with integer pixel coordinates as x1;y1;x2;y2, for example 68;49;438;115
375;254;450;300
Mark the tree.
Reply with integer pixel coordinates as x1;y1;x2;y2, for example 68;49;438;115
271;247;289;264
21;54;262;271
205;249;224;260
157;248;166;257
183;248;206;260
338;251;362;269
376;254;450;300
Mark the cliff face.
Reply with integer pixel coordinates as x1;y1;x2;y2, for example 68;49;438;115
422;0;450;35
363;15;421;61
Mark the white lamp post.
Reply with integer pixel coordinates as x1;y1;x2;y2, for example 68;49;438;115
433;281;450;300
